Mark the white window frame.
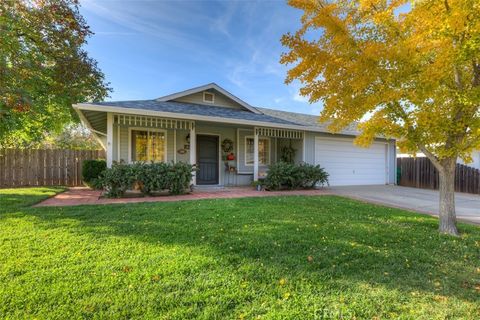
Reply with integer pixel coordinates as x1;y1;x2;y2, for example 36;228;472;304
203;91;215;104
128;127;168;163
244;136;270;166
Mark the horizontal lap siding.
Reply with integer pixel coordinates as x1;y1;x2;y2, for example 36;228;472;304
304;132;316;165
176;129;190;163
173;91;244;110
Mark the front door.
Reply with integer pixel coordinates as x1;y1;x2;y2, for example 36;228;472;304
196;135;219;185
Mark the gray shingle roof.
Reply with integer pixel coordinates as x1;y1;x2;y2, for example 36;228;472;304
257;107;360;135
82;100;361;135
86;100;299;126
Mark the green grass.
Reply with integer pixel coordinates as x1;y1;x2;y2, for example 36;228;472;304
0;188;479;319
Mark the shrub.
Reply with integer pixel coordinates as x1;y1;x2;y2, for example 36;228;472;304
99;162;135;198
97;161;195;198
263;162;297;190
296;163;329;189
263;162;329;191
82;159;106;189
141;162;170;195
166;162;195;195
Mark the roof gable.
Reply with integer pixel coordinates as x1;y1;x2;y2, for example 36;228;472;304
156;83;262;114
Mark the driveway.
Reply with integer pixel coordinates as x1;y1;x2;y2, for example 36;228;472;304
330;185;480;225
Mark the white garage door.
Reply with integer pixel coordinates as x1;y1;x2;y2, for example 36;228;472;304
314;137;387;186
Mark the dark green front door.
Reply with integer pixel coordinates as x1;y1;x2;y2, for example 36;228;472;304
196;135;219;185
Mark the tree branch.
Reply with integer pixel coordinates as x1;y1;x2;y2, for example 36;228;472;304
419;145;444;172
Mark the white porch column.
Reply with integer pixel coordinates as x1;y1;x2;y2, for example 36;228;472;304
106;113;113;168
253;129;259;181
189;126;196;185
302;131;306;163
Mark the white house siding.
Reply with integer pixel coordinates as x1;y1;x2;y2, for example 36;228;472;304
303;132;316;165
175;129;190;163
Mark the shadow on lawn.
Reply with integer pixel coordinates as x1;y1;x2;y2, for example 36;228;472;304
0;187;64;212
22;195;480;303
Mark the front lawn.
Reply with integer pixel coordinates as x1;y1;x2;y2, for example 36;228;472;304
0;188;479;319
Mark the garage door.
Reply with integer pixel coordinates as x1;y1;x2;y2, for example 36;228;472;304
314;137;387;186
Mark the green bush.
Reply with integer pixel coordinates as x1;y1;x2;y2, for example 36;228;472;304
82;159;106;189
98;162;195;198
263;162;329;191
140;162;170;195
99;162;135;198
167;162;195;195
296;163;329;189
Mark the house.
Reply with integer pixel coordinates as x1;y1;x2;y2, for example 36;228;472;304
73;83;396;186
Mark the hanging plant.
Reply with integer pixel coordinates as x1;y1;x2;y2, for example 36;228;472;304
221;138;234;153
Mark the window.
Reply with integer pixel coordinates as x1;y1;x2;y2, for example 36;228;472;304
203;91;215;103
131;129;166;162
245;137;270;165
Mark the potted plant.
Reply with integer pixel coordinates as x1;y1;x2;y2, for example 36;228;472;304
251;180;263;191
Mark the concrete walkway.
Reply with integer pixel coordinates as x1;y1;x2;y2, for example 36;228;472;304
35;187;331;207
330;185;480;225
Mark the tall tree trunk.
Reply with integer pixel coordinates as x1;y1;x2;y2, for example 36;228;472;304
438;158;459;236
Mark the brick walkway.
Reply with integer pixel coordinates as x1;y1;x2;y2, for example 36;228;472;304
35;187;331;207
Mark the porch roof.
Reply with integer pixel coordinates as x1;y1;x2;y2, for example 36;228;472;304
77;100;299;127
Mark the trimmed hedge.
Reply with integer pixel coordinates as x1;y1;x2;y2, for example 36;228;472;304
98;162;195;198
82;159;106;189
263;162;329;191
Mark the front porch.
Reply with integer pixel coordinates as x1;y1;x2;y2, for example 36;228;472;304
102;113;306;186
35;186;331;207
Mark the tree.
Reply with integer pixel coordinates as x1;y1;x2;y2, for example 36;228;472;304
281;0;480;235
40;124;101;150
0;0;110;147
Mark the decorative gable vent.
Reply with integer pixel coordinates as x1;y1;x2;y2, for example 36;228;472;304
203;91;215;103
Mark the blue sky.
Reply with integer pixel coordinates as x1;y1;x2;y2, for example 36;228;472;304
80;0;323;115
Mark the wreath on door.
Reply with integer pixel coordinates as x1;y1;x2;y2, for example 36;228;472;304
221;138;234;153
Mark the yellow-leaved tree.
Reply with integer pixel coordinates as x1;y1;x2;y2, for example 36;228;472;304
281;0;480;235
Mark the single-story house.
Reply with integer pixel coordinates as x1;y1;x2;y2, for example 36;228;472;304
74;83;396;186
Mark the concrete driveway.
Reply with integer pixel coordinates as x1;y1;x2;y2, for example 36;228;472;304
329;185;480;225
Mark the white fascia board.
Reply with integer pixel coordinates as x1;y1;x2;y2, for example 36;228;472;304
156;83;262;114
72;103;392;141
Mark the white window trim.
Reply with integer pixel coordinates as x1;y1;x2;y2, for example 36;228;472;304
244;136;270;166
203;91;215;104
128;127;168;163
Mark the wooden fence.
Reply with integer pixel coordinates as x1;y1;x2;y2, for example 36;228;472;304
0;149;105;188
397;157;480;194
